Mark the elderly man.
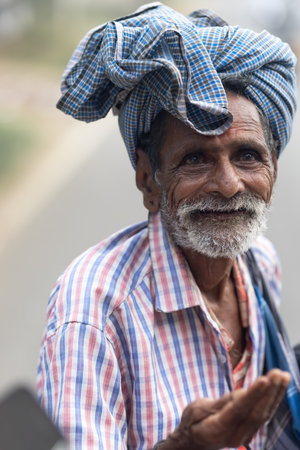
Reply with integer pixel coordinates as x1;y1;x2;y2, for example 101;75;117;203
37;3;300;449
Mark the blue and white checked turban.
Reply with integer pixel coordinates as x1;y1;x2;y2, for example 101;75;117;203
57;2;297;168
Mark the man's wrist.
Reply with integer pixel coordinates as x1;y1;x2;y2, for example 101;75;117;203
152;439;166;449
153;433;183;450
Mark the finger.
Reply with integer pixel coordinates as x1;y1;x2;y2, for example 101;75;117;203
218;376;270;424
181;391;237;427
188;369;289;429
230;371;290;445
230;369;289;424
247;370;290;422
189;371;290;449
190;381;269;445
265;369;290;414
171;393;244;450
246;369;290;420
199;391;240;415
266;368;291;385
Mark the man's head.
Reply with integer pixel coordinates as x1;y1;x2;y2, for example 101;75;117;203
136;90;278;258
57;3;296;170
56;4;295;259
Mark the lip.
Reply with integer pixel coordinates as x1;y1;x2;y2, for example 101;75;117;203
190;209;252;220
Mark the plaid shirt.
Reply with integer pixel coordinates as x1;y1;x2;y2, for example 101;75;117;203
37;212;287;449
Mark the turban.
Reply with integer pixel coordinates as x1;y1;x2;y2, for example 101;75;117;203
57;2;297;168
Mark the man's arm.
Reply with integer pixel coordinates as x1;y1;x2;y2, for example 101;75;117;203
159;369;290;450
37;321;127;449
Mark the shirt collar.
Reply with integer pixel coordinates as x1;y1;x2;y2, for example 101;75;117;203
236;253;265;353
148;212;208;313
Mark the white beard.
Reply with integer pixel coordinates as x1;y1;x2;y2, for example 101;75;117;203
160;192;270;259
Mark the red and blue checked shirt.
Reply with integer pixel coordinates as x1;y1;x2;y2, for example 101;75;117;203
37;212;283;449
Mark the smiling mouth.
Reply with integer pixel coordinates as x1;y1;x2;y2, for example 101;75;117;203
190;208;253;220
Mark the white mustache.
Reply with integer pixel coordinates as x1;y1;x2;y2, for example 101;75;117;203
176;193;266;217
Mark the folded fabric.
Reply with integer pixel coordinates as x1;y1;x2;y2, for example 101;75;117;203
57;2;297;168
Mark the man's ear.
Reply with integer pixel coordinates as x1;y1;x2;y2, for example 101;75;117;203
271;150;278;182
135;148;161;213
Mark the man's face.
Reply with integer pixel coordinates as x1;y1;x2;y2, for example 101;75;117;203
154;92;277;258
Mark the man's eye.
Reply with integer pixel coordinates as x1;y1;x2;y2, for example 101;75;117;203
239;150;261;162
183;153;203;165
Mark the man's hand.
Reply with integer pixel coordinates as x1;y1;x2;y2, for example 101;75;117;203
160;369;290;450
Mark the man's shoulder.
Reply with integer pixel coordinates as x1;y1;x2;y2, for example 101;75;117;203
47;220;151;332
251;235;281;275
250;234;282;305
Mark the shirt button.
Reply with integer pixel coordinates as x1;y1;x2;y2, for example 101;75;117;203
219;354;227;364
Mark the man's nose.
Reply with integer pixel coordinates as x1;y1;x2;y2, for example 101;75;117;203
204;159;245;198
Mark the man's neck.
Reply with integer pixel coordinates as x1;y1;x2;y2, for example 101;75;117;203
181;247;235;302
181;247;246;369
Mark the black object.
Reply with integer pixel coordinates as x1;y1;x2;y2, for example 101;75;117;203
0;386;67;450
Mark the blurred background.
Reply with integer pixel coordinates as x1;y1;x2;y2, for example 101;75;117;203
0;0;299;396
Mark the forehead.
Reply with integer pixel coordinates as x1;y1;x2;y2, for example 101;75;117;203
161;92;266;156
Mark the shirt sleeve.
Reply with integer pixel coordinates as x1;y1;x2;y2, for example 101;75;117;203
37;321;128;449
